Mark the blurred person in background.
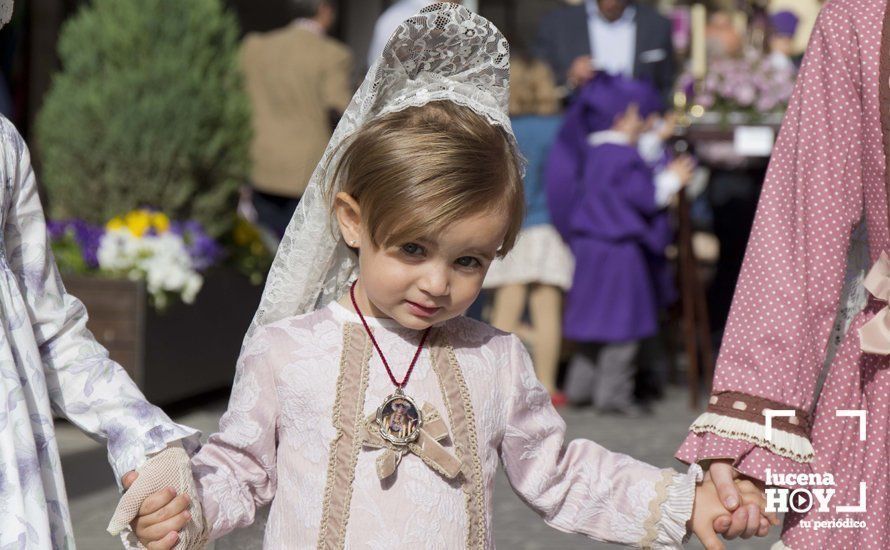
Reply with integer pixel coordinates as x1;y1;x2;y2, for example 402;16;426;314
767;10;800;71
483;39;574;407
534;0;675;100
241;0;352;238
769;0;823;56
705;9;743;59
366;0;461;68
546;74;692;416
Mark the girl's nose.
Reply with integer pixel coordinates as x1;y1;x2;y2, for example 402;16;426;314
419;267;450;296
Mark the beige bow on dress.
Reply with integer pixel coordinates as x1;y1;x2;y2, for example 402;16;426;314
859;251;890;354
361;402;462;480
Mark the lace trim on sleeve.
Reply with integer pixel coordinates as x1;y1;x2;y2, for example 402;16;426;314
689;392;815;463
647;463;703;549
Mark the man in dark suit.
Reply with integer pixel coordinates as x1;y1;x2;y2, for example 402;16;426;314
535;0;675;100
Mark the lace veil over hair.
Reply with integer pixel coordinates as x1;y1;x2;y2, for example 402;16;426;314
245;2;514;341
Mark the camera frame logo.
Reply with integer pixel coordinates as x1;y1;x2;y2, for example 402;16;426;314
761;410;867;530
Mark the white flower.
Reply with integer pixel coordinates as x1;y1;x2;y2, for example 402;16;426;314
97;228;204;307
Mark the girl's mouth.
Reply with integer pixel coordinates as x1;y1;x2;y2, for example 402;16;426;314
406;300;441;317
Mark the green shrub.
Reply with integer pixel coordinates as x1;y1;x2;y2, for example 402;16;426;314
36;0;250;237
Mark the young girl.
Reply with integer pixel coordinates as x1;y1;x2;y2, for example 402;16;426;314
482;46;573;407
123;5;773;549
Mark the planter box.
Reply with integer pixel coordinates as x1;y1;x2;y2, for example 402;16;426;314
63;268;263;404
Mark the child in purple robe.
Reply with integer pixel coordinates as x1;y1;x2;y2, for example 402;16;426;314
546;74;691;414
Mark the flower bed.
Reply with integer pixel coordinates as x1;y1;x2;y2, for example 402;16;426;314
51;209;273;401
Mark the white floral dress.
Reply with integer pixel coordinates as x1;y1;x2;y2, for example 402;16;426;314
194;301;701;548
0;116;199;548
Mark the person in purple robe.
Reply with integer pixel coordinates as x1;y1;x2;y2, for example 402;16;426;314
546;73;689;414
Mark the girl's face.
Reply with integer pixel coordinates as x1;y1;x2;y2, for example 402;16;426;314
335;192;509;330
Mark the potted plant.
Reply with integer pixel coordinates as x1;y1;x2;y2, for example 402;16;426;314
35;0;268;403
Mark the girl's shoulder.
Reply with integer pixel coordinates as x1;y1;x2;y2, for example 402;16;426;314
439;315;517;353
245;306;344;356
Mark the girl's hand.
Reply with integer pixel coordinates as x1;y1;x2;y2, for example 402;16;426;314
689;477;773;550
131;486;192;549
706;460;781;538
109;445;205;549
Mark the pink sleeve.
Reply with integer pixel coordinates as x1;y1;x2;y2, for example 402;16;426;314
500;335;700;548
676;3;864;479
191;328;280;540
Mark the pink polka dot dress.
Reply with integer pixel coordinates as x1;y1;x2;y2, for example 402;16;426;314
676;1;890;548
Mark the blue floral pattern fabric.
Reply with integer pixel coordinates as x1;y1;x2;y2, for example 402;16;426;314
0;116;199;549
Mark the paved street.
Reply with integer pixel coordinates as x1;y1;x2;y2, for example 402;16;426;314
61;386;780;549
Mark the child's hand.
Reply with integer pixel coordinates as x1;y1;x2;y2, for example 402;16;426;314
689;477;775;550
132;486;192;549
667;155;696;187
107;444;206;549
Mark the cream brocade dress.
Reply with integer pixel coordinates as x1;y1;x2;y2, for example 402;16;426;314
194;301;700;548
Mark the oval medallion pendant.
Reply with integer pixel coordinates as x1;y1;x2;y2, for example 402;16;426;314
376;388;424;446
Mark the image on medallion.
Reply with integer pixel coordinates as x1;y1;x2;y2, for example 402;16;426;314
381;398;419;441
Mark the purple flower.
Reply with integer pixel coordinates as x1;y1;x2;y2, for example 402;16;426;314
735;84;756;106
48;219;103;268
172;220;224;271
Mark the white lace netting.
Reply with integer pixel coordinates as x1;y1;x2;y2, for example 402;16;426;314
107;444;206;549
0;1;13;28
245;2;515;342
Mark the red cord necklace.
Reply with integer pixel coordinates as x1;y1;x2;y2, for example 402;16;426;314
350;280;430;445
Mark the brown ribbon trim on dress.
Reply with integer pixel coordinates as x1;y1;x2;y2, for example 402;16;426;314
317;324;372;550
317;323;486;549
361;402;462;480
707;391;811;438
429;329;488;549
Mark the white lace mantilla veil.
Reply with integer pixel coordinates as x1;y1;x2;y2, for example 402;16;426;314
215;4;514;547
244;2;513;343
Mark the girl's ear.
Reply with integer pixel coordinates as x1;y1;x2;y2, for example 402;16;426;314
334;192;363;248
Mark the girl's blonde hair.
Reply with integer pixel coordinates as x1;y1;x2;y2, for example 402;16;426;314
330;101;524;257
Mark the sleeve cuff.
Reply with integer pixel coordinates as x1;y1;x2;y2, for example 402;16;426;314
108;423;201;491
680;391;815;463
653;464;702;548
676;429;815;484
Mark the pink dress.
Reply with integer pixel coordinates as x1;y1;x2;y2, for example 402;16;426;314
677;1;890;548
193;301;699;548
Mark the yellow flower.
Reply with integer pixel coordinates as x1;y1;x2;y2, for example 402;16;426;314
151;212;170;233
124;210;151;237
234;218;259;246
106;217;125;231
